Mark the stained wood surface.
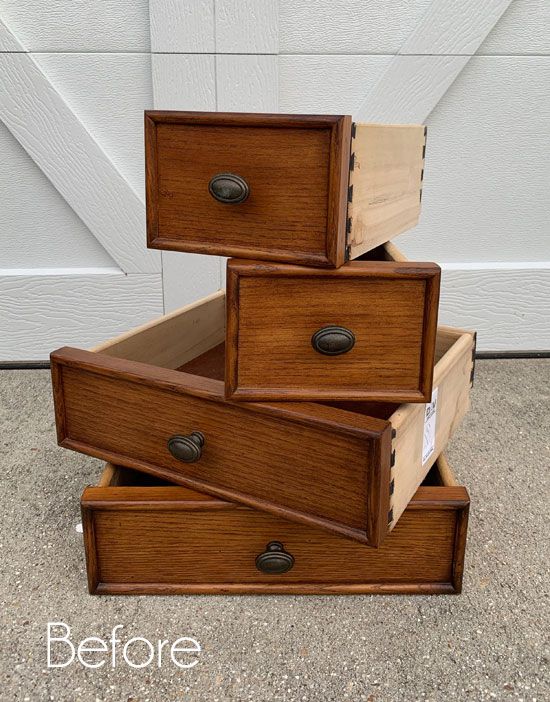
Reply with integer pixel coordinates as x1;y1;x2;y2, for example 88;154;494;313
146;111;350;268
178;343;226;381
225;259;440;402
149;1;279;313
145;111;429;268
81;458;470;595
149;48;222;315
51;334;392;545
51;276;470;546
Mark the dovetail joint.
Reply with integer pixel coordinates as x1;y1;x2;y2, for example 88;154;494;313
387;508;394;524
346;217;352;235
351;121;357;139
389;478;395;496
470;332;477;386
390;449;396;468
349;152;355;172
347;184;353;202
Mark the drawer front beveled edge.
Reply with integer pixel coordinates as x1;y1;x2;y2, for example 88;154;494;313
52;347;391;546
144;111;352;268
81;484;469;596
225;260;441;402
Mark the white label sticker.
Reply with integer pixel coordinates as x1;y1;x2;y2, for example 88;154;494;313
422;387;438;465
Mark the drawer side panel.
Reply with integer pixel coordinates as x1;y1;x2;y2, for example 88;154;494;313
348;124;426;259
390;332;475;528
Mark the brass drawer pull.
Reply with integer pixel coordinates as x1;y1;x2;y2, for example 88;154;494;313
311;326;355;356
208;173;249;204
255;541;295;574
167;432;205;463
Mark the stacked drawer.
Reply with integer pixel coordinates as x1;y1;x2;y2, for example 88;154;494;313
51;111;474;595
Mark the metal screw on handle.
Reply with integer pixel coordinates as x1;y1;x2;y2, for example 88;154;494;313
167;432;205;463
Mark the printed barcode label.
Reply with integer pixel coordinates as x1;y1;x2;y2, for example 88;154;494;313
422;387;438;465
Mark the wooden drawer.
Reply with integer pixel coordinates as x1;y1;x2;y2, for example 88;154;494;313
51;250;474;547
145;111;426;268
225;257;440;402
81;455;469;595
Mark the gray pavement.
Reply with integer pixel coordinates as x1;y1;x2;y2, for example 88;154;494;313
0;360;549;701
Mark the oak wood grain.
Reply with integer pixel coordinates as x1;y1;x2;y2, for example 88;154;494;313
225;259;440;402
80;457;469;595
144;112;425;268
52;345;391;546
51;279;472;547
145;111;351;268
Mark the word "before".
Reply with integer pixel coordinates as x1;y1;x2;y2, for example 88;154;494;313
47;622;201;670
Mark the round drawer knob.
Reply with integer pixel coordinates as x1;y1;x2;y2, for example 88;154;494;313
255;541;295;575
167;432;205;463
311;326;355;356
208;173;249;204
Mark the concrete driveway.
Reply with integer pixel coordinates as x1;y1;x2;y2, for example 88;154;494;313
1;359;548;701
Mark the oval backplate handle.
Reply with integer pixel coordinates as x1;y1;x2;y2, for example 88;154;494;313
255;541;295;575
311;326;355;356
208;173;249;204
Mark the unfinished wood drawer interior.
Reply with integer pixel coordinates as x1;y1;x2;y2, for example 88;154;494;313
225;257;440;402
81;455;469;596
145;111;426;268
51;250;474;548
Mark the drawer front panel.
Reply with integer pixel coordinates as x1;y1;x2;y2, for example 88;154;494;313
59;364;385;539
146;113;351;267
82;485;469;594
226;261;440;402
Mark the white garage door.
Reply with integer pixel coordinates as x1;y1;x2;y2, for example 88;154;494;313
0;1;548;360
